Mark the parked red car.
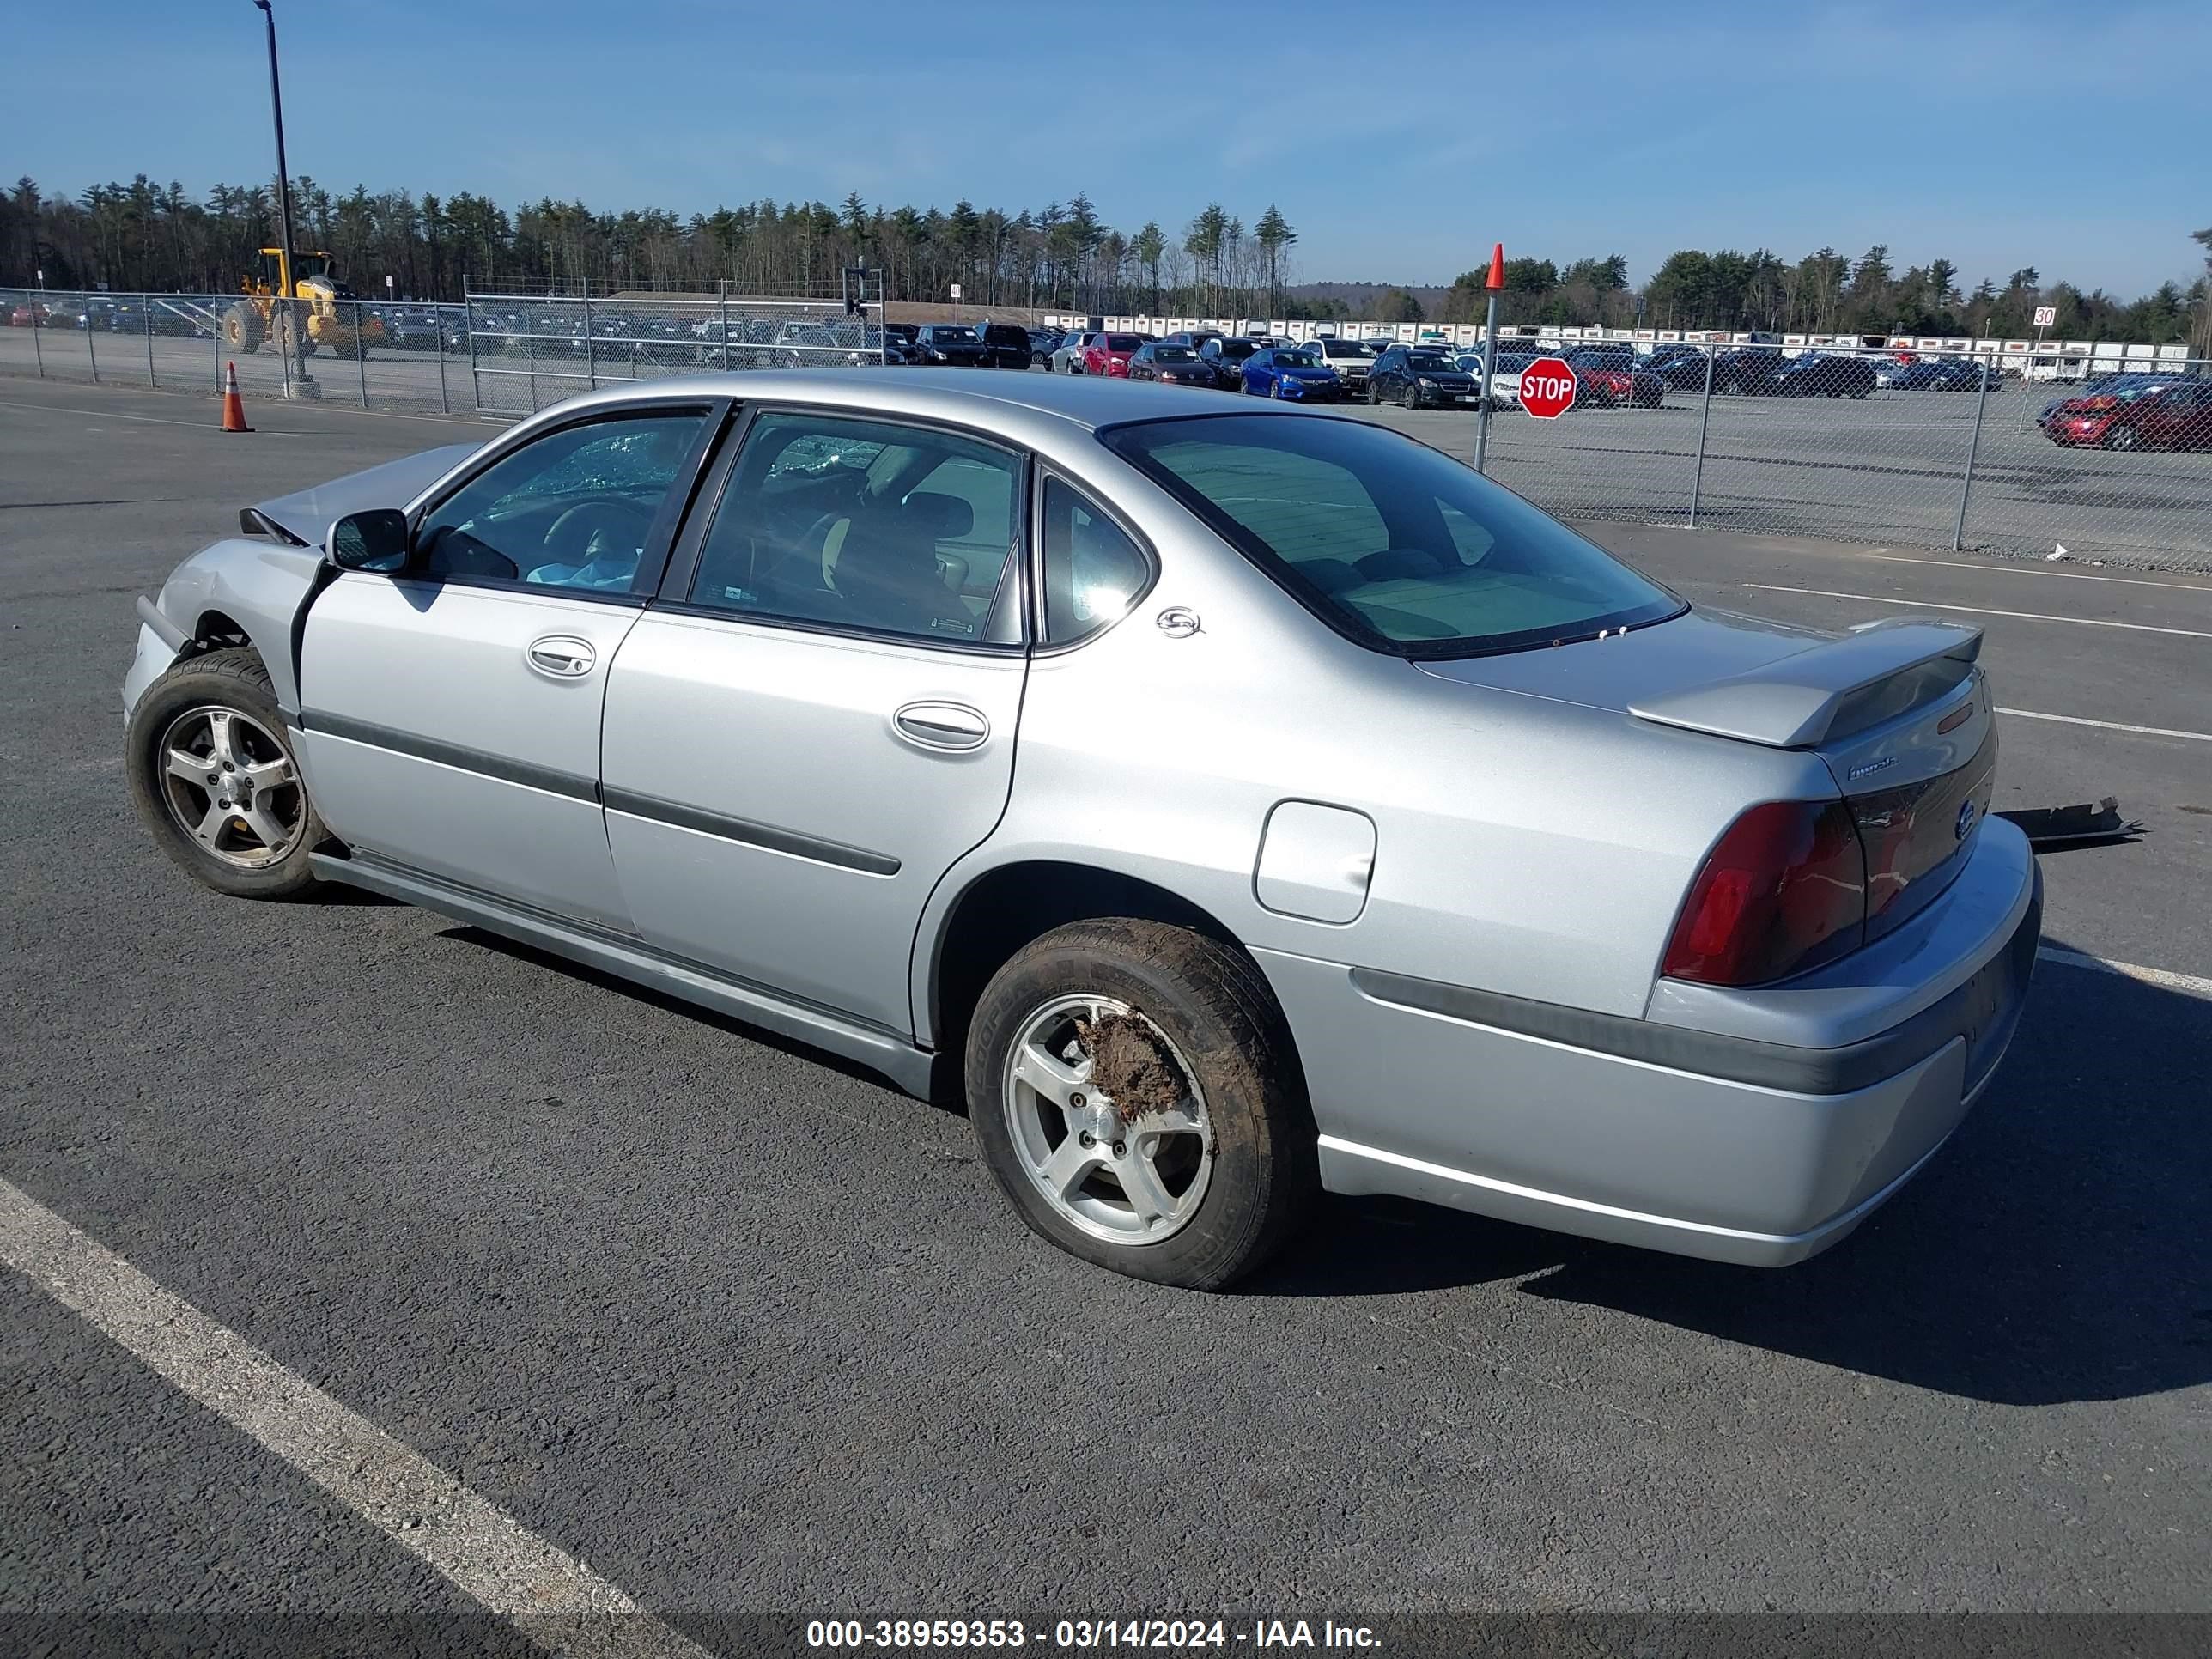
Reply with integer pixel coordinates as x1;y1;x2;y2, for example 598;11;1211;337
1575;367;1635;408
2044;378;2212;451
1082;332;1152;377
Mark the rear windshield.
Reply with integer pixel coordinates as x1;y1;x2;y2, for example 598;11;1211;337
1099;414;1682;659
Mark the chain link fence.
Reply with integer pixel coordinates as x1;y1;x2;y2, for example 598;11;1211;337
0;287;884;421
6;289;2206;571
464;292;883;416
1462;343;2212;573
0;287;474;415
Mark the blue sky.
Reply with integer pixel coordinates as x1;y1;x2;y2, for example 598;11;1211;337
13;0;2209;295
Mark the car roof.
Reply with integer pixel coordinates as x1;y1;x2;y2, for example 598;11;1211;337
501;368;1311;444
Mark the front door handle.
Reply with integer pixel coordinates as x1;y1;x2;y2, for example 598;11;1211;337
893;701;990;752
527;635;596;678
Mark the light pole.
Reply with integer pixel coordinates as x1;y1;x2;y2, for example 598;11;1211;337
253;0;312;391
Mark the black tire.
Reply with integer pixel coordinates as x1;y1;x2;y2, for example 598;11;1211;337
1402;383;1419;410
126;647;327;900
1366;380;1382;405
222;301;263;355
2104;424;2138;452
966;918;1317;1290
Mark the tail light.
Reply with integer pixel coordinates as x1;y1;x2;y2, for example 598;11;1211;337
1661;800;1867;987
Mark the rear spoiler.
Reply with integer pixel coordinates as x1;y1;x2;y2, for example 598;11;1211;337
1628;618;1983;749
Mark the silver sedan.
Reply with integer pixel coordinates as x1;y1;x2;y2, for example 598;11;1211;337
121;371;2039;1288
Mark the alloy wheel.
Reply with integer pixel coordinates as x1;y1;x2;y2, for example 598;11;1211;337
1000;994;1214;1245
155;704;306;869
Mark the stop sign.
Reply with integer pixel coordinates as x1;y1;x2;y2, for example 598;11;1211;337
1519;357;1577;419
1512;358;1583;417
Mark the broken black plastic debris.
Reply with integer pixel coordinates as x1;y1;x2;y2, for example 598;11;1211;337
1995;797;2142;849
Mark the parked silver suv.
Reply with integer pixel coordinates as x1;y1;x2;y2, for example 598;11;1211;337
123;372;2039;1288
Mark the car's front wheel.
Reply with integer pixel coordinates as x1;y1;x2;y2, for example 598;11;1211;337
2104;423;2139;451
966;919;1316;1290
126;647;326;899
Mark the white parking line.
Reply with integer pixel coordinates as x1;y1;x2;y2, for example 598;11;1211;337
0;1177;711;1659
2037;947;2212;1000
1741;584;2212;640
1996;707;2212;743
1863;554;2212;594
0;397;302;435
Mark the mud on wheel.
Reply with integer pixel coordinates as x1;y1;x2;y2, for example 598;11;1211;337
125;647;327;899
966;918;1316;1290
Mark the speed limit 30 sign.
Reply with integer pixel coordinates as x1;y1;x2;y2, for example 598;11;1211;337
1519;357;1577;420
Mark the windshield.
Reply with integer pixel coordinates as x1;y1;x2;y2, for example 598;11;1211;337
1278;349;1322;368
1107;335;1144;351
1407;353;1455;372
1153;346;1200;362
929;325;978;342
1101;414;1682;658
1317;340;1371;357
1218;341;1259;362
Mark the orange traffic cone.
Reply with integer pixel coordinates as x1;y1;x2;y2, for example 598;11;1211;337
220;361;252;432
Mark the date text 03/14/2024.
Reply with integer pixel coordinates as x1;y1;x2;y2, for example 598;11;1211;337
805;1619;1383;1649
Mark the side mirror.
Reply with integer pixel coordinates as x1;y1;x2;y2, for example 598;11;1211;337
325;508;410;573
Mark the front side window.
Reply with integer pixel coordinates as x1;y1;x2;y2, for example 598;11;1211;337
413;411;709;592
1101;413;1681;658
1040;477;1152;646
688;411;1021;646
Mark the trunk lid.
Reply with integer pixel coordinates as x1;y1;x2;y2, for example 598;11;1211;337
1416;606;1996;940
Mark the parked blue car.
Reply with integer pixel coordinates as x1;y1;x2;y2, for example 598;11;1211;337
1241;346;1342;401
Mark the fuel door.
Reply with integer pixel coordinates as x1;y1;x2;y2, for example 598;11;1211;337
1255;801;1376;926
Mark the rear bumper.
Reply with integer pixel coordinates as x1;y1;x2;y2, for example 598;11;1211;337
1258;819;2041;1267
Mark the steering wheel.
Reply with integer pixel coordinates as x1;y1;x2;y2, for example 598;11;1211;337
544;498;657;561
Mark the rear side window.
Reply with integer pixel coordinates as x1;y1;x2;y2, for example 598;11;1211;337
1101;413;1680;658
1040;477;1152;646
687;411;1021;646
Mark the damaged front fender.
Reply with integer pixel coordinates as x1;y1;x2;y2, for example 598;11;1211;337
133;540;326;714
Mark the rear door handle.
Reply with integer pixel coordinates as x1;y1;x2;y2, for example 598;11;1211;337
893;701;990;751
527;635;596;678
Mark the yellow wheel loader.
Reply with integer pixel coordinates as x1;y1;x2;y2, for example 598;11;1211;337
219;249;386;361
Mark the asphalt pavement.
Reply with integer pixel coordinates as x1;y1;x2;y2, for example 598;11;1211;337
2;380;2207;1650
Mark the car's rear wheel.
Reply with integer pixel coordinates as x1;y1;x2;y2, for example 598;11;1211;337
2104;423;2139;451
966;919;1316;1290
126;647;326;899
